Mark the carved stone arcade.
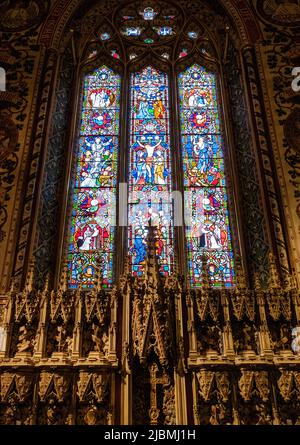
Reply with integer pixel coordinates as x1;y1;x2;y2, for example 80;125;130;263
0;247;299;424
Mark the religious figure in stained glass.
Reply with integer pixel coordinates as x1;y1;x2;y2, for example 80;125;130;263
128;66;173;277
178;64;234;287
67;66;120;288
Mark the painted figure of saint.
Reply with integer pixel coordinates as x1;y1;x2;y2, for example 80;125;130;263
153;93;165;119
131;229;147;264
88;88;115;108
135;94;152;119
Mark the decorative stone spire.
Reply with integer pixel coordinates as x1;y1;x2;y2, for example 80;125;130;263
9;275;17;293
24;260;35;293
43;273;51;293
144;224;161;287
254;272;262;291
122;255;131;278
94;261;103;293
59;263;68;292
268;252;281;289
235;260;247;289
201;255;210;291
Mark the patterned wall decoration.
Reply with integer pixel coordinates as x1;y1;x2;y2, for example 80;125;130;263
253;12;300;280
256;0;300;26
0;28;41;292
0;0;50;32
0;114;18;242
33;47;74;289
224;42;270;286
242;46;290;280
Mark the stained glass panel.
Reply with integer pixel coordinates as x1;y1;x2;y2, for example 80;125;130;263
68;66;120;288
179;64;235;287
129;66;173;276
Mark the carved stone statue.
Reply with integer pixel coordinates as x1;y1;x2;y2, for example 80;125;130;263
197;325;222;354
54;325;72;353
16;325;34;353
91;323;104;353
45;398;59;425
256;404;272;425
209;404;226;425
84;404;98;425
235;323;256;352
276;324;291;351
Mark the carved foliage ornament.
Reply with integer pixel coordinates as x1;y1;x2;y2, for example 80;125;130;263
231;290;255;321
278;370;300;402
195;290;220;322
38;373;71;402
196;370;230;403
50;290;75;322
266;292;292;321
238;370;270;402
0;373;33;402
77;372;109;403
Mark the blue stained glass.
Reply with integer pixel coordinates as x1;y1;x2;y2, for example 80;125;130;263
141;7;157;20
154;26;174;36
122;27;142;36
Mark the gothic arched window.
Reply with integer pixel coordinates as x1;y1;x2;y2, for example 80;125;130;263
64;3;236;289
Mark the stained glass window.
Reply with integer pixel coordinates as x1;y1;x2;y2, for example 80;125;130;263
128;66;173;277
178;64;235;287
67;66;120;288
140;7;157;21
154;26;174;36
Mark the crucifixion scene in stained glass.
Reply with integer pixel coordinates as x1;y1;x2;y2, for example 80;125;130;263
128;66;174;277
